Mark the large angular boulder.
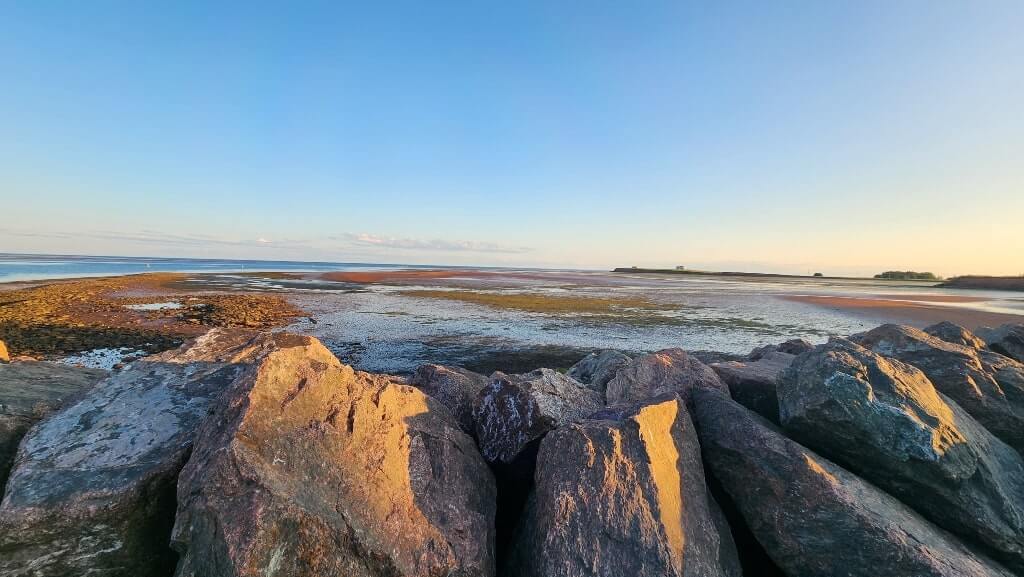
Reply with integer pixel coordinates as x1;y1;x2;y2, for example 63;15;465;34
748;338;813;361
605;348;727;406
566;349;632;395
852;324;1024;453
692;387;1014;577
779;339;1024;571
0;328;262;577
410;364;488;434
567;349;632;392
507;394;739;577
172;333;496;577
0;361;107;488
473;368;602;465
473;368;603;562
925;321;986;350
711;351;794;423
976;324;1024;363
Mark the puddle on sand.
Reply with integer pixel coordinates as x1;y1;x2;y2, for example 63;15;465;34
125;301;184;311
59;347;148;370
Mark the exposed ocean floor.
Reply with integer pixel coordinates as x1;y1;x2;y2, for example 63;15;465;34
282;286;855;373
257;271;1020;375
12;268;1020;376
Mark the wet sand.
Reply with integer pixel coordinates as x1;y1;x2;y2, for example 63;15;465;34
318;269;598;284
5;269;1023;373
0;273;301;359
320;270;495;283
782;295;1024;330
870;294;989;303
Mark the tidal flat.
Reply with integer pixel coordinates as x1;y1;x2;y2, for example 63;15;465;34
278;269;1024;373
2;268;1023;373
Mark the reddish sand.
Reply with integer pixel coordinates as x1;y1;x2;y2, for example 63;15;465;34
871;294;988;303
318;269;587;284
783;295;1023;330
320;270;497;283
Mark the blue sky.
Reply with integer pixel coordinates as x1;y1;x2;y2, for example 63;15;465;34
1;1;1021;276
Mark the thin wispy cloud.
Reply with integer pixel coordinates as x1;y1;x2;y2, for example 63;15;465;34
0;229;296;249
0;228;533;257
338;233;532;254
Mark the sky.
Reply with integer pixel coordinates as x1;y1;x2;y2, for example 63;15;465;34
1;1;1022;277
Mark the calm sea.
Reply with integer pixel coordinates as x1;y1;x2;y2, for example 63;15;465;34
0;253;442;283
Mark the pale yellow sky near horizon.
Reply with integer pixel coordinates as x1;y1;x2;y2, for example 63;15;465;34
2;216;1021;279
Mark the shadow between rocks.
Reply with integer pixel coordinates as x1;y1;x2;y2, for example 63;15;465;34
491;437;542;573
706;470;785;577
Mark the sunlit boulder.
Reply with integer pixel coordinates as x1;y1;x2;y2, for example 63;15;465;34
780;338;1024;572
852;324;1024;453
507;394;740;577
172;333;496;577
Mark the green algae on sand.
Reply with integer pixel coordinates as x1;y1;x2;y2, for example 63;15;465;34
399;289;676;315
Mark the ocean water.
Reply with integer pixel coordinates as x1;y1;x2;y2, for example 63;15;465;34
0;253;449;283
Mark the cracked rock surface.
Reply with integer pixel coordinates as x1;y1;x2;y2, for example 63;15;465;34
508;394;740;577
172;333;496;577
0;328;262;577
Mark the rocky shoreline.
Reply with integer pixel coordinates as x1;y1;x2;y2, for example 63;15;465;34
1;320;1023;576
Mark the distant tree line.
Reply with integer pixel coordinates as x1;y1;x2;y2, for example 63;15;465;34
874;271;941;280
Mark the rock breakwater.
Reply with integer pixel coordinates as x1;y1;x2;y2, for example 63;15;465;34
1;322;1023;576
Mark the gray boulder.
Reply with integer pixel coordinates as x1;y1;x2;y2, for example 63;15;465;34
0;361;107;489
410;364;488;434
779;339;1024;572
976;324;1024;363
748;338;814;361
711;351;794;423
172;333;496;577
692;387;1014;577
852;324;1024;453
0;328;262;577
473;368;602;465
566;349;632;395
605;348;727;406
925;321;987;350
473;368;604;562
507;394;739;577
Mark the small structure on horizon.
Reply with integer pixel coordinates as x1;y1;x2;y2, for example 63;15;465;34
675;265;686;271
